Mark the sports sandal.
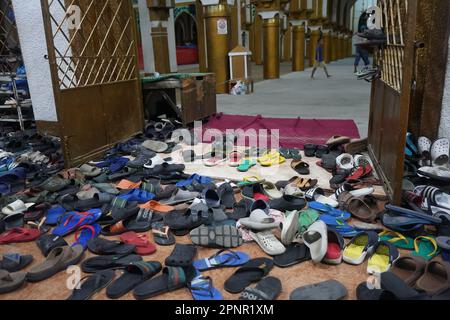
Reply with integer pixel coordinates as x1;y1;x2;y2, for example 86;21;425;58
224;258;274;294
193;249;250;271
190;225;243;248
151;222;175;246
106;261;162;299
67;269;115;300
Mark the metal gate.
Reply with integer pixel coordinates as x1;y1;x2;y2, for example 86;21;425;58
41;0;144;167
368;0;418;204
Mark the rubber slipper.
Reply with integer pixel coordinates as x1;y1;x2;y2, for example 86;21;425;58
224;258;274;294
290;280;348;300
176;174;213;188
343;231;379;265
53;209;102;237
190;225;243;248
229;198;252;220
3;213;24;230
73;224;101;249
431;138;450;167
391;256;427;287
298;209;320;235
193;249;250;271
413;236;439;261
381;272;427;300
133;266;197;300
27;245;84;282
367;241;400;274
106;261;162;299
218;183;236;209
81;254;143;273
165;244;197;267
87;237;136;256
379;230;415;250
240;276;282;300
0;270;26;294
139;200;174;213
291;161;310;175
188;275;223;300
385;204;442;225
0;227;41;244
280;210;299;245
273;243;311;268
237;158;257;172
0;253;33;272
323;229;345;265
415;260;450;295
228;151;243;167
257;150;285;167
67;269;115;300
120;232;157;256
308;202;351;220
151;222;175;246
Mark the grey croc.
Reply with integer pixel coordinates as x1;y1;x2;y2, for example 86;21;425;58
290;280;348;300
0;270;26;294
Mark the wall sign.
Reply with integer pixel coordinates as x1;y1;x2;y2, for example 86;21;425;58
217;18;228;34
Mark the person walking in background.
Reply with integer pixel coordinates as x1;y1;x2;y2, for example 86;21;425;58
354;25;371;74
311;37;331;79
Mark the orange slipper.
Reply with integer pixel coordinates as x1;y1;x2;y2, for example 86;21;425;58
139;200;174;213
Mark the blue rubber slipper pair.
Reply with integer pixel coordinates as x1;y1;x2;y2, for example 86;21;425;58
52;209;102;237
193;249;250;271
309;202;351;220
189;275;223;300
176;174;213;188
119;189;155;203
95;156;130;173
319;214;358;238
72;224;102;249
45;205;66;225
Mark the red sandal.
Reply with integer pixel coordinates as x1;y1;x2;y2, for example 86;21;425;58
120;231;157;256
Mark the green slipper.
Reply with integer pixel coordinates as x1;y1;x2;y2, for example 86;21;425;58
298;209;320;235
237;159;257;173
379;230;415;250
412;236;439;261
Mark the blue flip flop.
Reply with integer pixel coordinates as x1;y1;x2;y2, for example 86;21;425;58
52;209;102;237
176;174;213;187
381;213;428;232
308;202;351;220
45;205;66;225
72;224;101;249
189;276;223;300
385;204;442;225
405;132;418;156
193;249;250;271
119;189;155;203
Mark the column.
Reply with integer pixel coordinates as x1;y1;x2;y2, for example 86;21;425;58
261;12;280;79
196;0;208;72
322;28;331;63
309;26;321;67
291;20;306;71
282;21;292;61
331;30;338;61
202;0;233;94
253;13;263;65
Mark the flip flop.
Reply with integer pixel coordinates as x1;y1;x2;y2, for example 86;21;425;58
120;232;157;256
151;222;176;246
290;280;348;300
0;270;26;294
308;202;351;220
413;236;439;261
87;237;136;256
367;241;400;274
67;269;115;300
228;151;243;167
273;244;311;268
379;230;415;250
385;204;442;225
240;276;282;300
52;209;102;237
81;254;143;273
224;258;274;294
0;227;41;244
189;276;223;300
257;150;285;167
72;224;101;250
27;245;85;282
237;158;257;172
193;249;250;271
106;261;162;299
133;266;197;300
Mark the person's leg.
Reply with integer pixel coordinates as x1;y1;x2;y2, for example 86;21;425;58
311;61;317;78
354;48;362;73
323;63;331;78
362;50;370;67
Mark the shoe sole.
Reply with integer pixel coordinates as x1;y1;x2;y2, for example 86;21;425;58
281;212;299;245
190;225;243;248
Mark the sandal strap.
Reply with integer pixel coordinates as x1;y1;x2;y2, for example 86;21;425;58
414;236;439;258
189;276;214;297
110;221;126;234
165;267;187;290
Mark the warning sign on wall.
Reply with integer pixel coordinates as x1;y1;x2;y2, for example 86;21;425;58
217;18;228;35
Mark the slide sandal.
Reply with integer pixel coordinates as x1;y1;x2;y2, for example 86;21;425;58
380;272;425;300
290;280;348;300
0;270;26;294
367;241;399;274
385;204;442;225
120;232;157;256
151;222;175;246
413;236;439;261
0;227;41;245
133;266;197;300
224;258;274;294
308;202;351;220
193;249;250;271
190;225;243;248
273;244;311;268
67;269;115;300
343;231;379;265
379;230;415;250
165;244;198;268
218;183;236;209
73;224;101;250
237;159;257;172
52;209;102;237
240;276;282;300
81;254;142;273
106;261;162;299
189;276;223;300
87;237;136;256
416;260;450;295
45;205;66;225
390;256;427;287
0;253;33;272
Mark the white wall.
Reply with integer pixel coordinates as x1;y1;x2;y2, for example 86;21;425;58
12;0;58;122
438;37;450;139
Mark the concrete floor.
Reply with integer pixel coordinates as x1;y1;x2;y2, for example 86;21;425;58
217;58;371;137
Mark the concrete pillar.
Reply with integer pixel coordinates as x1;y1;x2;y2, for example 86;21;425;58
138;0;155;73
309;26;321;67
331;31;338;61
322;28;331;63
291;20;306;71
202;0;233;93
261;12;280;79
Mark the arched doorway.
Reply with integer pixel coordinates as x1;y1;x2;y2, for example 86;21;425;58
175;11;198;65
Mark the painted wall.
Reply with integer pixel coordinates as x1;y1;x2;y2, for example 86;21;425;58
12;0;58;122
438;37;450;139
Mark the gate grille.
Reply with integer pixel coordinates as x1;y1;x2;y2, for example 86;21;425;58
46;0;137;89
0;0;20;73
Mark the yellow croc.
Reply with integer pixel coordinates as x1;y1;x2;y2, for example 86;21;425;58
257;150;286;167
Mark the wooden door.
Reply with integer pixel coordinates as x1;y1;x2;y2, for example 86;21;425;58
41;0;144;167
367;0;418;204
